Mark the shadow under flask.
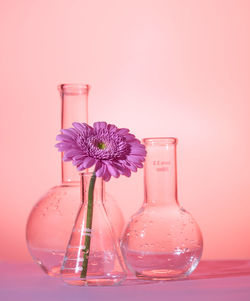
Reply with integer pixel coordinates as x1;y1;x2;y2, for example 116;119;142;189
26;84;124;277
121;137;203;280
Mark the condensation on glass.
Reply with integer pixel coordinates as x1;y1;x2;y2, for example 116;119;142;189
121;137;203;280
26;84;124;277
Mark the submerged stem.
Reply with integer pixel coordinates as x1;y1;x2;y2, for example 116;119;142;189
81;172;96;278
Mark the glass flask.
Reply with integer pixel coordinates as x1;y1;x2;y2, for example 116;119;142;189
121;137;203;280
61;173;127;286
26;84;124;277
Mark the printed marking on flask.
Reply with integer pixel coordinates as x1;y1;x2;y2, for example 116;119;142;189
61;266;83;271
82;228;92;236
156;167;169;172
153;161;170;171
73;227;93;236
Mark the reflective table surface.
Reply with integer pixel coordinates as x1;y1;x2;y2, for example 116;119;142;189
1;260;250;301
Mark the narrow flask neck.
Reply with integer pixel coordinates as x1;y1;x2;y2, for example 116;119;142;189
59;84;89;184
143;138;178;206
81;173;105;204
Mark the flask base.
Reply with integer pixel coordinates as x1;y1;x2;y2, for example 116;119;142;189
62;273;126;286
135;270;188;281
47;266;61;277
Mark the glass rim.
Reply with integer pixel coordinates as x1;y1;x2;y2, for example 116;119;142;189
58;83;90;95
79;171;99;177
142;137;177;144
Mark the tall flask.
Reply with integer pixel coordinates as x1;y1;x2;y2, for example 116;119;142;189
121;137;203;280
26;84;124;277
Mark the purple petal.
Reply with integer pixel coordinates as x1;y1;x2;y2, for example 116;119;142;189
135;162;143;168
107;124;118;132
126;155;144;164
72;122;91;133
56;134;75;142
95;161;105;177
93;122;107;131
111;162;126;173
130;147;147;156
77;157;96;170
83;157;96;168
124;133;136;141
129;140;143;146
122;159;137;171
121;166;131;177
55;142;74;151
117;128;130;135
63;155;73;162
94;160;103;172
61;128;78;138
126;162;137;172
73;154;87;161
96;163;111;181
105;162;120;178
65;149;83;158
102;167;111;182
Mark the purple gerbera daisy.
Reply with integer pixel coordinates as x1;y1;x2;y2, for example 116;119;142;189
55;122;146;181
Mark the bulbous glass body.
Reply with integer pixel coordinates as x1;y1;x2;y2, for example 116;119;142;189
26;184;79;275
26;184;124;277
121;138;203;280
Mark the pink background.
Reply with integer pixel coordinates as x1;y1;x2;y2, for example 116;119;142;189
0;0;249;262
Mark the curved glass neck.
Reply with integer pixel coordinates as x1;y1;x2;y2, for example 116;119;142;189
80;173;105;204
143;138;178;206
59;84;89;184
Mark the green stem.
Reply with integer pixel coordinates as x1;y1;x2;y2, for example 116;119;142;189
81;172;96;279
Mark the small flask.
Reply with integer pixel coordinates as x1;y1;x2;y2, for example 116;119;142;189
121;137;203;280
26;84;124;277
61;173;127;286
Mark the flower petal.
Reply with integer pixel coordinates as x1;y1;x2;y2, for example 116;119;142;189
73;122;92;133
55;142;74;151
65;149;83;158
56;134;75;143
102;167;111;182
55;121;146;181
105;162;120;178
126;155;144;164
95;161;105;177
93;121;107;131
61;128;78;138
63;155;73;162
117;128;130;135
107;124;118;133
129;147;147;156
121;166;131;177
77;157;96;170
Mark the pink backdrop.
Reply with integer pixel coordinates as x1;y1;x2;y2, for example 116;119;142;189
0;0;249;262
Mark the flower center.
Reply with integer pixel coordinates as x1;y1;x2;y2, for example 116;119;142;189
76;131;130;160
97;142;106;150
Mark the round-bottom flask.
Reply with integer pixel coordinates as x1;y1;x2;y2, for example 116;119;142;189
26;183;124;277
121;138;203;280
26;84;124;277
